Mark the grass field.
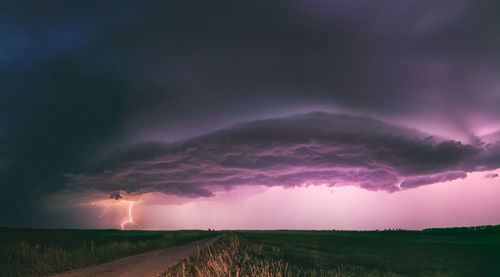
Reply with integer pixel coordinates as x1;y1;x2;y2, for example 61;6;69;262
163;225;500;277
0;227;219;277
2;225;499;277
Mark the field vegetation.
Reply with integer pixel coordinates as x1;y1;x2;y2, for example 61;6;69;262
162;225;500;277
162;234;405;277
3;225;499;277
0;227;218;277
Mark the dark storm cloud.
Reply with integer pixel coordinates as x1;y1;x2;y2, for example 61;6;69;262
65;113;500;197
400;171;468;189
1;0;500;226
110;192;122;200
485;174;499;179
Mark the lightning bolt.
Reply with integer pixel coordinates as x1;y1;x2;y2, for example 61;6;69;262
98;205;109;218
120;201;143;230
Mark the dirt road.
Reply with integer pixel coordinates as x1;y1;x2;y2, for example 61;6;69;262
50;236;221;277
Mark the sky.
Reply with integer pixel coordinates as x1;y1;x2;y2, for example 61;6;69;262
1;0;500;229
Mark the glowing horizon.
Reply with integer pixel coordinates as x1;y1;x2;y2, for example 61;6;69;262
71;169;500;231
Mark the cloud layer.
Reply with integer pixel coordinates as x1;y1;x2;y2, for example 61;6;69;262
2;0;500;226
66;113;500;198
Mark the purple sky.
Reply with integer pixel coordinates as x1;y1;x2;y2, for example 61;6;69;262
1;0;500;229
49;169;500;230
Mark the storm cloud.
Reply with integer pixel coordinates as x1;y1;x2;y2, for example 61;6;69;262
485;173;499;179
1;0;500;226
66;113;500;197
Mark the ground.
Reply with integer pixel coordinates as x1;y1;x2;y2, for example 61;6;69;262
2;226;500;276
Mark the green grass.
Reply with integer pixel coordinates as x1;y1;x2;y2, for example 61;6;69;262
236;226;500;276
3;225;500;277
161;225;500;277
0;227;219;277
162;234;406;277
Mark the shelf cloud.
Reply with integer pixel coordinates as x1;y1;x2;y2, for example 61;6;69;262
66;113;500;198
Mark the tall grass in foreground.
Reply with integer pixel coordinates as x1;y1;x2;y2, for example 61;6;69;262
0;230;217;277
161;235;438;277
